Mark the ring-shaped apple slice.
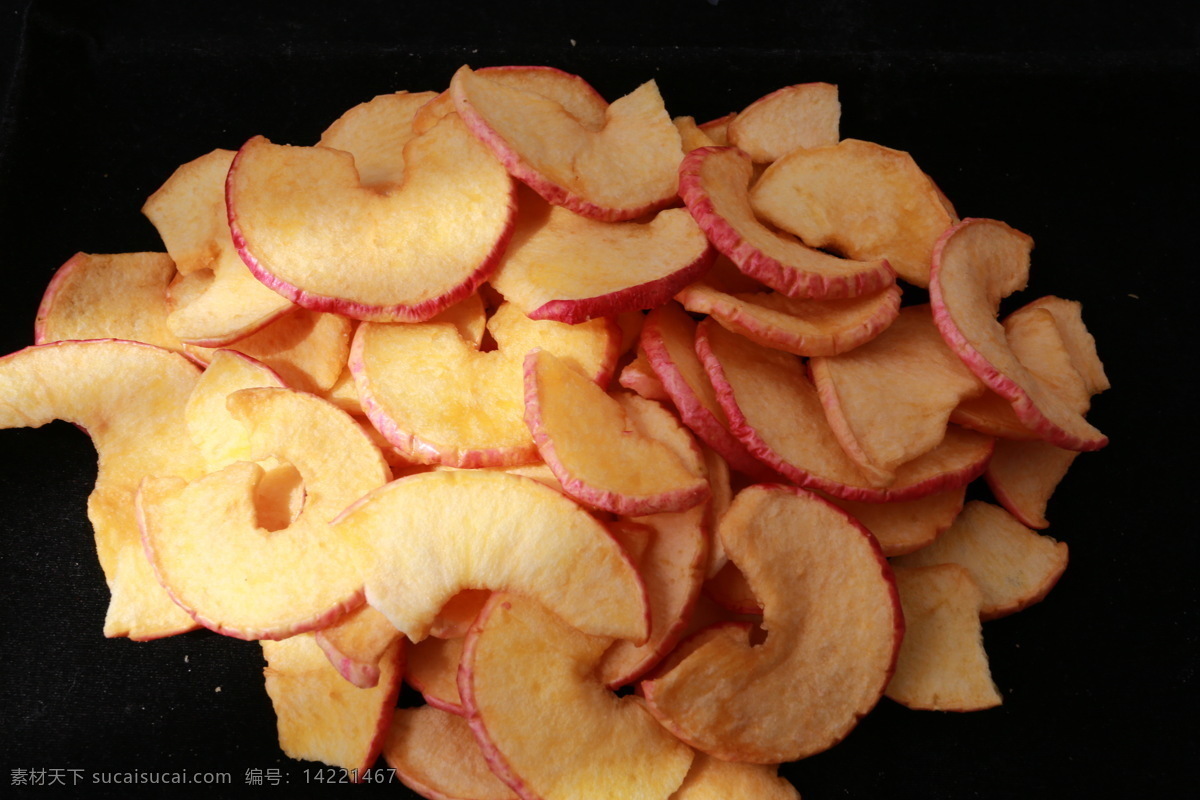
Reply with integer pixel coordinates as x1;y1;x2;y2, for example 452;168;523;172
333;469;649;644
0;339;206;639
227;111;516;323
929;218;1107;451
138;386;391;640
641;484;902;763
460;593;694;800
679;146;894;299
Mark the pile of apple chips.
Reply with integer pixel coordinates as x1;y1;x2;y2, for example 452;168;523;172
0;65;1108;798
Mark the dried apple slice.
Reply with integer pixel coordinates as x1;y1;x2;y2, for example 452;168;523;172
619;347;670;401
461;592;694;800
262;631;403;776
524;349;710;516
34;252;183;350
809;305;986;480
1019;296;1110;396
675;278;902;357
930;218;1107;451
885;564;1002;711
353;302;616;468
727;81;840;163
317;90;439;188
384;705;518;800
227;109;515;322
489;188;715;323
641;484;902;763
892;501;1069;620
138;386;391;640
640;302;775;480
679;145;894;299
750;138;956;287
674;115;718;152
0;339;205;639
314;604;402;689
698;319;994;502
451;64;684;221
670;753;800;800
985;438;1079;529
184;349;286;469
143;149;294;345
824;486;966;557
334;469;649;643
406;634;467;715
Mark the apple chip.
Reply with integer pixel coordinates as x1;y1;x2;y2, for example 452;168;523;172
406;634;467;715
183;349;286;469
317;90;439;188
619;346;670;401
384;705;517;800
727;81;841;163
985;438;1079;529
892;501;1069;620
314;604;402;689
670;752;801;800
886;564;1003;711
750;138;956;287
824;486;967;557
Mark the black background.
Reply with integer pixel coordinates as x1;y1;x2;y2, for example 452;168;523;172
1;1;1196;798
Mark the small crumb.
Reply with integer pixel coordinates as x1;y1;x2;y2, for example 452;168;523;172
570;39;576;46
215;686;222;693
184;655;189;663
1128;293;1139;299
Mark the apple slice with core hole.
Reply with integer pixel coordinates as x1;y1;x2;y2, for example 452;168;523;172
750;138;956;287
451;65;684;222
262;631;403;776
227;110;515;322
0;339;205;639
929;218;1107;451
333;469;649;644
461;592;694;800
891;501;1069;620
489;187;715;323
726;82;840;164
383;705;518;800
641;484;902;762
885;563;1002;711
138;386;391;640
524;349;710;516
679;145;894;299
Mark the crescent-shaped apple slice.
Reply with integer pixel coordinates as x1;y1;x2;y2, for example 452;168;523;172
641;484;902;763
227;110;515;322
451;64;684;221
333;469;650;644
0;339;205;639
679;145;895;299
726;82;840;164
383;705;518;800
460;593;694;800
138;386;391;640
930;218;1107;451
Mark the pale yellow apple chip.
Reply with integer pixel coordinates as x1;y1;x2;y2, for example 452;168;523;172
138;387;391;640
34;252;183;351
352;302;616;467
334;469;649;643
262;632;403;776
892;501;1069;620
824;486;967;557
383;705;518;800
317;90;439;188
143;149;294;345
727;81;841;163
490;188;715;323
0;339;205;639
524;350;710;516
751;138;956;287
670;752;801;800
641;484;901;763
461;593;694;800
985;438;1079;529
452;64;684;221
184;349;286;469
619;346;670;401
314;604;402;689
674;115;718;152
406;634;467;715
886;563;1003;711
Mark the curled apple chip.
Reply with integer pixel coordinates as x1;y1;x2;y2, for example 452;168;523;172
451;64;684;221
641;484;902;763
524;349;710;516
406;634;467;715
489;188;715;323
727;81;841;163
143;149;294;345
985;438;1079;529
35;252;183;351
313;604;402;689
384;705;518;800
930;218;1107;451
679;145;894;299
317;90;439;188
138;386;391;640
334;469;649;644
750;138;956;287
670;752;801;800
461;593;694;800
183;349;286;469
824;486;967;557
262;632;403;777
886;563;1002;711
227;110;515;322
0;339;204;639
619;346;670;401
892;501;1069;620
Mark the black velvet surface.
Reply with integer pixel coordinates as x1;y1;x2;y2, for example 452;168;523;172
1;1;1196;797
